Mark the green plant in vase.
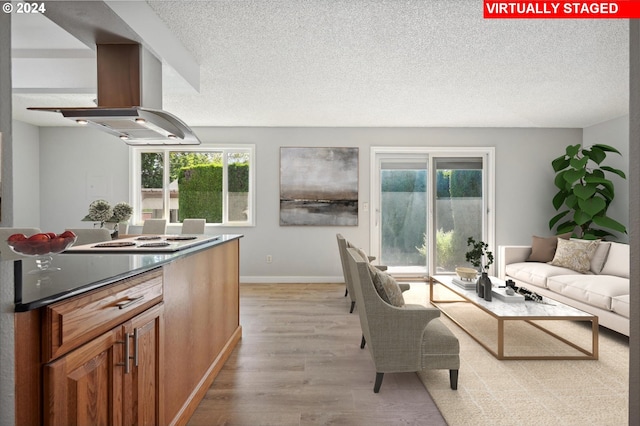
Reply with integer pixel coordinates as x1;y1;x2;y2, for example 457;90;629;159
465;237;493;272
82;200;133;238
465;237;494;300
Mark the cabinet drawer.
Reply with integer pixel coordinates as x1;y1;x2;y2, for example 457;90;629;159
43;268;163;361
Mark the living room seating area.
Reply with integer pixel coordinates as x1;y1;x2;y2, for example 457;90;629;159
342;242;460;393
500;236;630;336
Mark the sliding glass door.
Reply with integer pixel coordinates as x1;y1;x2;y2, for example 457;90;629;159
371;147;494;277
434;157;484;274
378;157;428;273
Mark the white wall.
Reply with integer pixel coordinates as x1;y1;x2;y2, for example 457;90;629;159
37;127;130;234
583;115;630;243
0;12;12;229
31;125;589;282
0;12;16;426
11;121;40;227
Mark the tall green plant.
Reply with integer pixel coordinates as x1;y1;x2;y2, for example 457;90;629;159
549;143;626;240
465;237;493;271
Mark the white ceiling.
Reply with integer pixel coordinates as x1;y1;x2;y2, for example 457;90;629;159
11;0;630;128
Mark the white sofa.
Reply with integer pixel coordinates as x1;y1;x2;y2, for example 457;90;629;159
499;241;629;336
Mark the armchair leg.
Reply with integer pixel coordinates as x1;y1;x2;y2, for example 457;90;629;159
350;301;356;313
373;372;384;393
360;335;366;348
450;369;458;390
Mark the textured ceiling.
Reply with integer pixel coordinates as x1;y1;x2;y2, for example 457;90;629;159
12;0;629;128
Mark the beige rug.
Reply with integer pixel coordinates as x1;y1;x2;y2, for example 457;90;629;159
404;284;629;426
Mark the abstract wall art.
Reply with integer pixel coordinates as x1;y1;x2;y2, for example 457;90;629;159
280;147;358;226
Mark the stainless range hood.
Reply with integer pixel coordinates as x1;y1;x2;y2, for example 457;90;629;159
30;106;200;145
29;44;201;145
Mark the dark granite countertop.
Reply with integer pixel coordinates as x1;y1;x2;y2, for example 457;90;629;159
12;234;242;312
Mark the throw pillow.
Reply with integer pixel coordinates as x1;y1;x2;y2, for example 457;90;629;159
347;241;372;264
527;232;572;262
367;264;405;307
353;247;369;263
548;238;600;273
569;239;611;274
600;242;630;278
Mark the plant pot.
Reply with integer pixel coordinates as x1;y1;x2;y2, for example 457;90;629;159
477;272;492;301
476;273;484;298
481;272;492;301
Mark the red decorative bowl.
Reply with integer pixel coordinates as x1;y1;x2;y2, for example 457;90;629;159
7;232;77;272
8;235;77;256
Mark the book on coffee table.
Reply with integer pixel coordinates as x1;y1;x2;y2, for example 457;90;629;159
452;277;477;290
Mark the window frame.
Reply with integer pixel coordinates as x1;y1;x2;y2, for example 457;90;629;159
130;144;256;227
370;146;495;276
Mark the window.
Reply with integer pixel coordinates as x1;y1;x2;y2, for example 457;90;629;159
371;147;494;276
131;145;255;226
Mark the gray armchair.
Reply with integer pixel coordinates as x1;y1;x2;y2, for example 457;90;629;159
346;247;460;393
336;234;358;312
337;234;397;313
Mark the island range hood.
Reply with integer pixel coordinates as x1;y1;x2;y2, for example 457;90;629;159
29;43;201;145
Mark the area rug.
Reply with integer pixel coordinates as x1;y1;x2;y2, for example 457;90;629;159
404;284;629;426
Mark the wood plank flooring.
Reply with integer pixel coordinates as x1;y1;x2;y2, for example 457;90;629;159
187;283;447;426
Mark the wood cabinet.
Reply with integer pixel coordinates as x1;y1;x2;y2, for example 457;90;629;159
12;238;242;426
162;238;241;424
41;270;164;426
124;305;164;426
44;323;124;425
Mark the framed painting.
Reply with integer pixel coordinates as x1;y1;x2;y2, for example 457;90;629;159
280;147;358;226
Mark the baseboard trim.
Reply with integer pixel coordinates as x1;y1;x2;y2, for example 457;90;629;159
240;276;344;284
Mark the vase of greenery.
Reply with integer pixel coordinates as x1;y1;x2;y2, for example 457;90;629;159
110;202;133;238
82;200;133;239
549;143;626;240
465;237;494;300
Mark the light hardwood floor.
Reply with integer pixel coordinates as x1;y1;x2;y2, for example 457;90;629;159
187;283;447;426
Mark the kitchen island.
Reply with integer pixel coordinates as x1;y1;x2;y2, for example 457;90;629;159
2;234;242;426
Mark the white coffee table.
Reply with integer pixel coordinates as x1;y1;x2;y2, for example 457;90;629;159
429;275;599;360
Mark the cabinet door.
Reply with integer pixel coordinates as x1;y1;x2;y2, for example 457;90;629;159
44;327;125;426
123;303;164;426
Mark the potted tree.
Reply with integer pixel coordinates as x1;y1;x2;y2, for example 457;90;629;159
549;143;626;240
465;237;494;300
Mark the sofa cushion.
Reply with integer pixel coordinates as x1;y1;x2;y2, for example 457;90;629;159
527;232;572;262
505;262;582;288
600;242;629;278
611;295;630;318
587;241;611;274
368;264;405;307
546;275;629;311
549;238;600;273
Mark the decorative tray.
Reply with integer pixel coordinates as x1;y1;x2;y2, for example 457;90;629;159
491;287;525;303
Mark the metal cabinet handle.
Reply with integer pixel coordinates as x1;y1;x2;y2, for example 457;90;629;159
133;328;139;367
117;333;131;374
116;295;144;310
